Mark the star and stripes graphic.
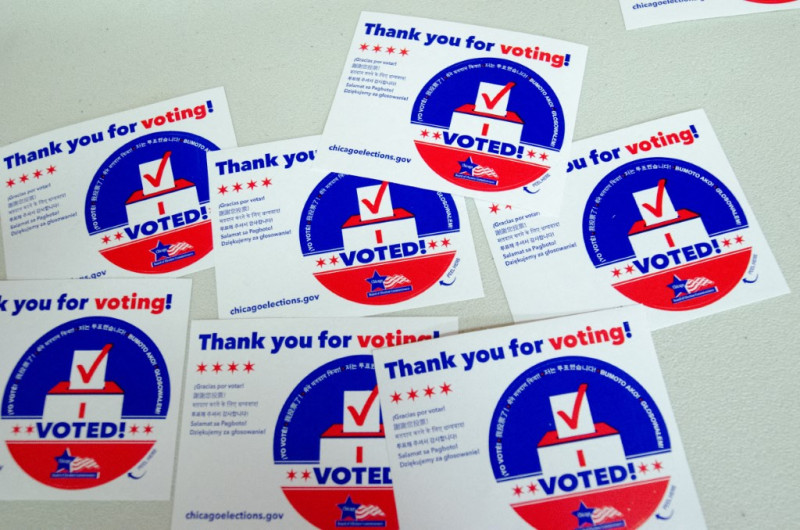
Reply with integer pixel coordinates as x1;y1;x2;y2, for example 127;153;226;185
167;241;193;257
472;164;499;179
69;455;101;473
684;276;714;293
455;156;500;185
383;274;411;289
592;505;623;524
355;504;386;520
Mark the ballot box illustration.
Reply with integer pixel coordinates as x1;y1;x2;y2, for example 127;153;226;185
341;182;419;250
124;152;201;226
627;179;708;258
319;388;389;469
449;82;524;145
42;344;124;423
536;384;626;477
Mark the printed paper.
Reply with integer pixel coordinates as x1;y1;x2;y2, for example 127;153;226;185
315;12;587;214
620;0;799;30
374;306;706;529
208;136;483;318
171;317;457;528
0;279;192;500
0;88;237;279
478;110;788;329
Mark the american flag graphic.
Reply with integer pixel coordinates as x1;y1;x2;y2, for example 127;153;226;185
473;164;498;179
355;505;385;520
167;241;193;256
384;274;411;289
686;276;714;293
592;506;623;524
70;456;100;472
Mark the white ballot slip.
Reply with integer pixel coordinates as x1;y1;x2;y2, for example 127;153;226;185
208;136;483;318
0;88;236;279
0;279;191;500
171;317;457;529
315;12;587;215
374;306;706;529
478;110;788;329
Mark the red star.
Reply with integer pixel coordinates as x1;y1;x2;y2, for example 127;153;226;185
143;425;153;434
212;363;223;373
386;46;395;54
612;268;621;278
420;129;429;138
233;182;243;192
359;43;369;51
247;180;257;190
432;131;442;140
424;385;436;397
287;470;297;480
218;185;228;195
196;363;207;373
735;235;744;244
47;165;56;174
33;169;42;178
19;174;28;183
505;204;512;210
130;425;139;434
527;483;538;494
5;178;14;188
391;391;403;403
316;258;326;268
329;256;339;265
440;382;452;395
441;238;451;247
428;240;438;249
722;238;731;247
101;235;111;244
638;463;648;474
489;203;500;214
400;48;409;56
407;389;419;401
261;177;272;187
114;232;123;240
625;264;634;274
539;153;548;161
513;485;523;496
373;44;382;52
527;150;536;158
228;362;239;373
25;425;34;434
301;469;311;480
243;361;255;373
653;460;663;471
12;425;20;434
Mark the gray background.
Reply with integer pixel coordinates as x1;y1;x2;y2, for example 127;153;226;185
0;1;797;528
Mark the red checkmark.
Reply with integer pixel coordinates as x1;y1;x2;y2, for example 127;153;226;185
641;179;667;218
346;385;379;427
481;82;515;110
76;343;113;384
556;383;588;430
142;151;172;188
361;181;389;214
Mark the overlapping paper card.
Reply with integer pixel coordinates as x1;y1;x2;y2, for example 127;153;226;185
478;110;788;329
0;88;236;279
374;306;706;529
0;279;191;500
315;12;587;214
171;316;457;529
208;136;482;318
620;0;800;30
